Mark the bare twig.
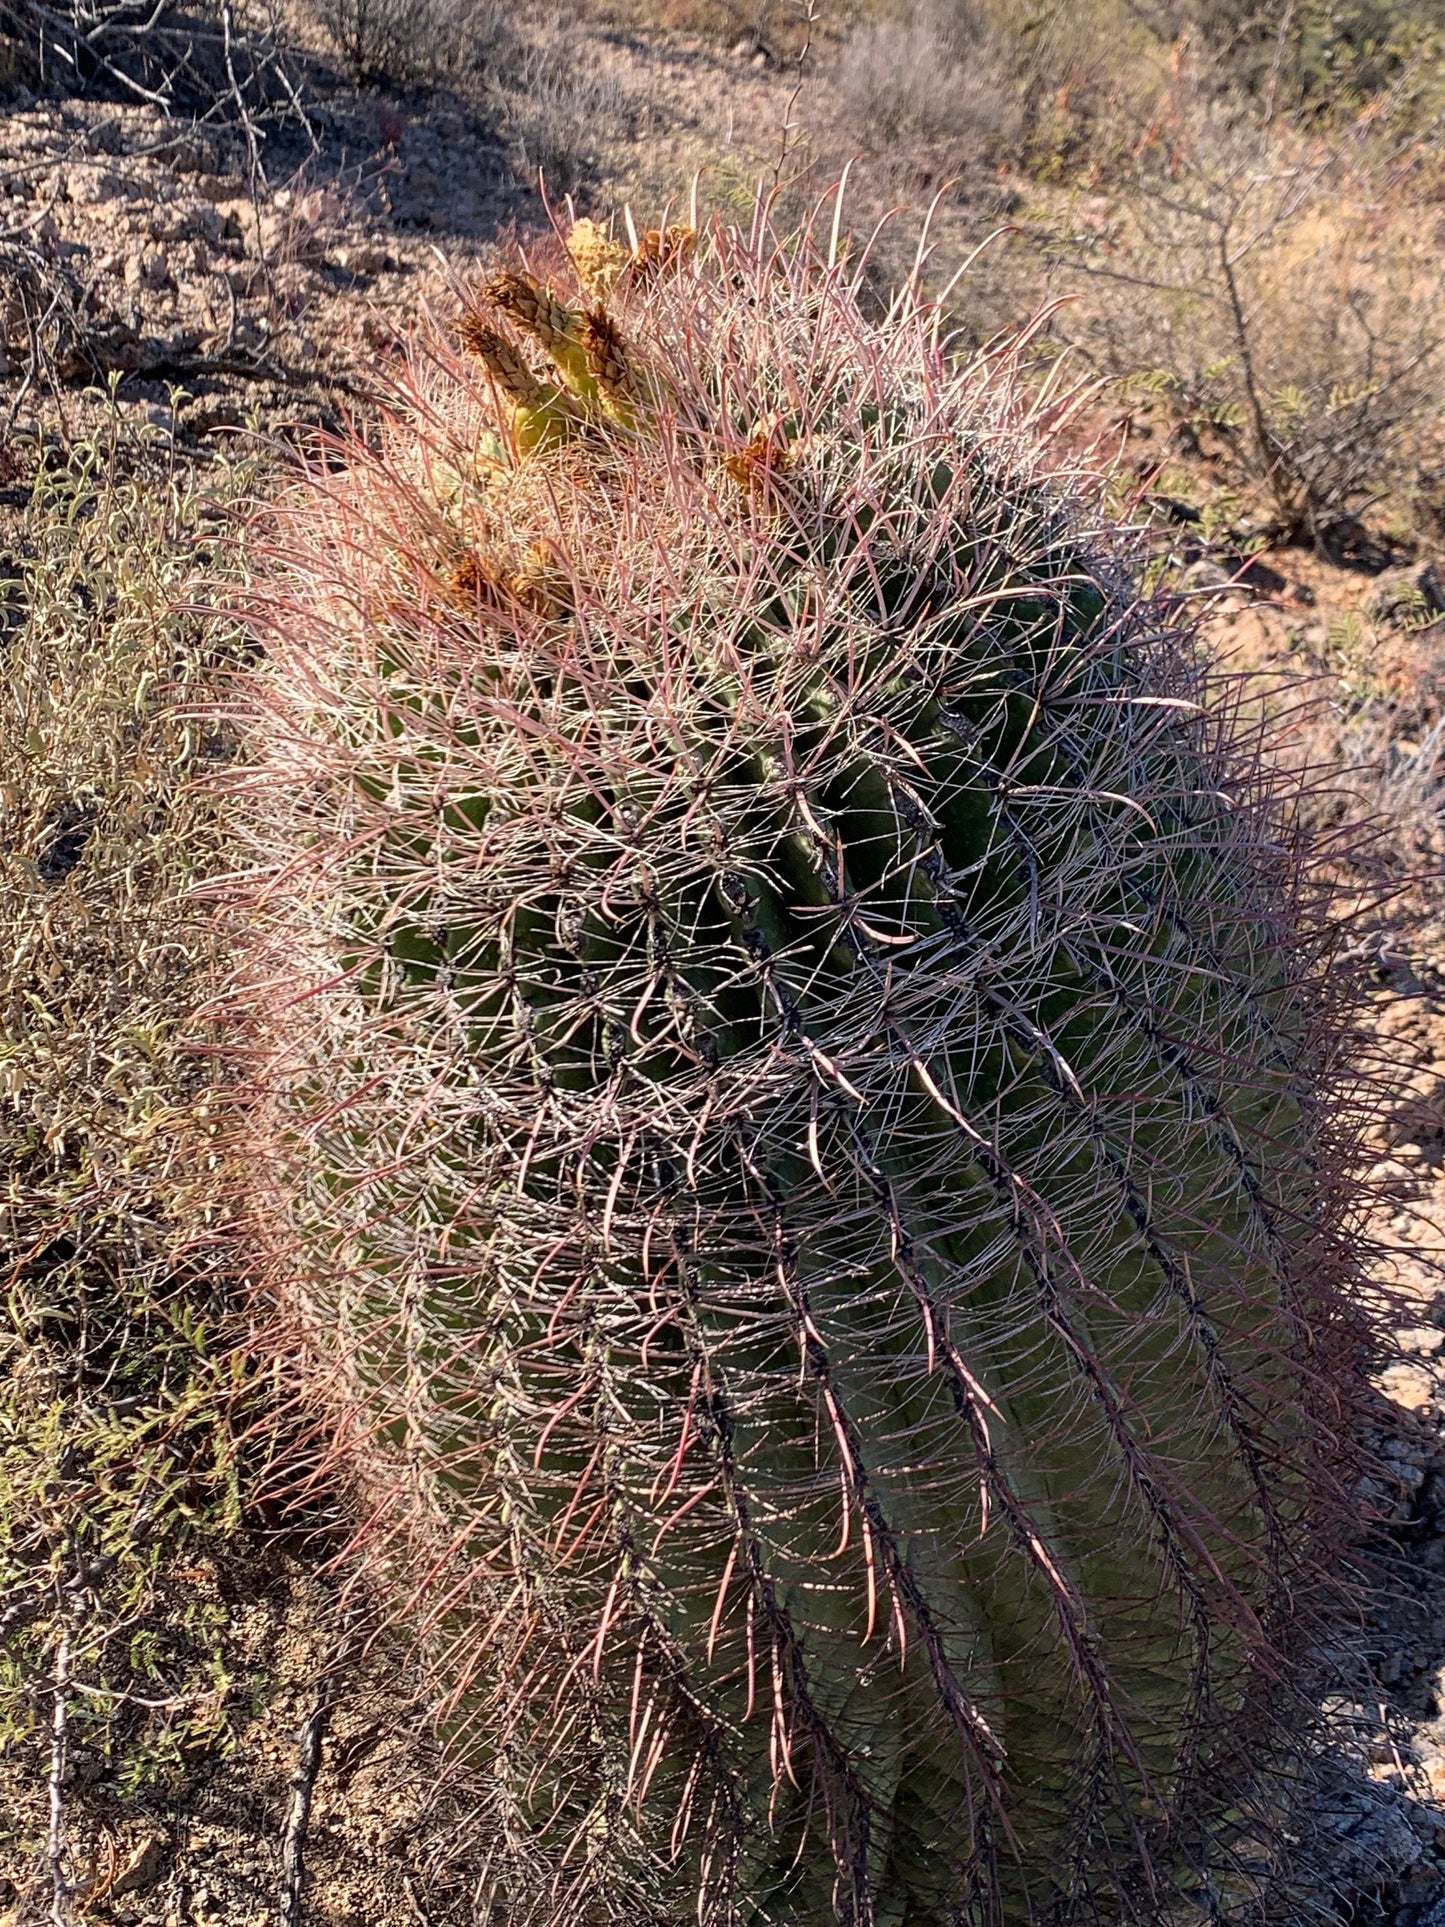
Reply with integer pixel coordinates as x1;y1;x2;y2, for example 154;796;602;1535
281;1630;362;1927
768;0;816;199
400;1868;434;1927
1215;208;1298;520
47;1628;73;1927
1260;0;1297;131
221;0;275;307
280;1680;331;1927
4;0;312;131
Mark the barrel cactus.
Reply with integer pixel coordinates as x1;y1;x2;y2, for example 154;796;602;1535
229;206;1374;1925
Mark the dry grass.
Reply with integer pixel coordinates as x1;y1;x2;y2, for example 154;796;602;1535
828;0;1170;178
584;0;851;55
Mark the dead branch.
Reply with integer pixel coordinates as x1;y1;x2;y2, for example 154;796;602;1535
47;1628;73;1927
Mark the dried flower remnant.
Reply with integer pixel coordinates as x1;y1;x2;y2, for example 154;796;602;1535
565;214;630;297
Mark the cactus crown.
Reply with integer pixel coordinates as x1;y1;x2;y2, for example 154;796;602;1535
233;203;1372;1926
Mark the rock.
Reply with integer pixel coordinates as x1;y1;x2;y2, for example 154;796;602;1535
1369;1157;1421;1194
266;186;346;264
331;242;393;276
155;132;213;174
1381;1361;1437;1411
174;239;212;278
269;260;315;310
213;200;258;251
1180;558;1234;593
1383;1457;1428;1521
192;173;247;204
109;1835;165;1897
68;165;129;205
1399;1327;1445;1356
163;202;223;246
124;246;169;291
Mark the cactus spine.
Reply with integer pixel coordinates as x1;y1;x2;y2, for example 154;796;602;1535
231;204;1373;1926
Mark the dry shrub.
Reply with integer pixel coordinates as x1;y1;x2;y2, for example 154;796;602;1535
0;431;260;1910
585;0;839;55
1048;110;1445;543
306;0;514;85
1132;0;1443;118
490;26;634;198
0;242;98;399
831;0;1170;179
0;0;302;120
1339;711;1445;884
833;2;1019;156
1296;591;1445;916
1286;695;1445;956
829;0;1441;191
974;0;1166;163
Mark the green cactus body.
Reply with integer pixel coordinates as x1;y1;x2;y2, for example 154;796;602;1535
234;212;1370;1925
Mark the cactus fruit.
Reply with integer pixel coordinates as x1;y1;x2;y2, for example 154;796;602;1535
230;206;1375;1925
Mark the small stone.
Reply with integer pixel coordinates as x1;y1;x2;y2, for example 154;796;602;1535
1400;1327;1445;1356
1180;559;1233;593
124;247;169;291
68;165;127;205
1368;1157;1419;1192
159;133;213;174
331;242;392;275
1380;1361;1436;1410
110;1835;164;1897
174;202;223;245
